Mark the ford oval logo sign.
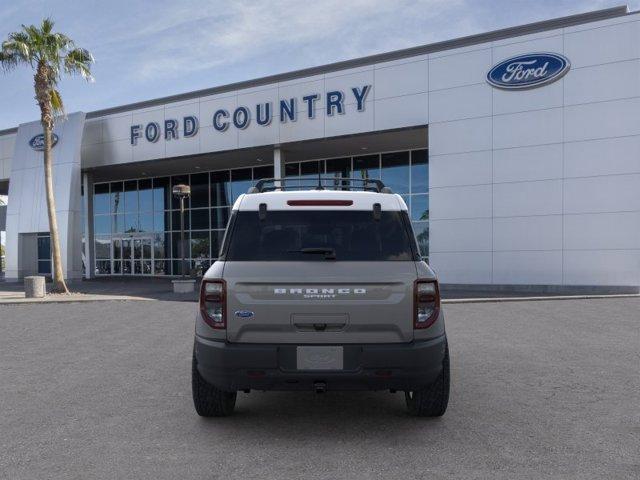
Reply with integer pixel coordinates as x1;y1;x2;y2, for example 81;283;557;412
234;310;254;318
487;53;570;90
29;133;59;151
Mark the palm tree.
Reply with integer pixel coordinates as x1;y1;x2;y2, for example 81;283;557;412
0;18;93;293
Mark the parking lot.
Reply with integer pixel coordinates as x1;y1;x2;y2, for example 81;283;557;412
1;297;638;479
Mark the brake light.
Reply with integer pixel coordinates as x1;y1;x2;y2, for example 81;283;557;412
287;200;353;206
200;279;226;329
414;280;440;329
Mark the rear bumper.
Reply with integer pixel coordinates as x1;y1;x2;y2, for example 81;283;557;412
194;335;447;392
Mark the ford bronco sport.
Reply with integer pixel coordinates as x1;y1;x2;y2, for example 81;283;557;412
192;178;449;417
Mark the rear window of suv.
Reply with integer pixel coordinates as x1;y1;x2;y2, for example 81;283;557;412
224;210;418;261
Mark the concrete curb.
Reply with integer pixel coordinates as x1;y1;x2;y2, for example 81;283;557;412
0;295;153;305
443;294;640;304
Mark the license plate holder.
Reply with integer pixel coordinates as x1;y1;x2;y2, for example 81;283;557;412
296;346;343;371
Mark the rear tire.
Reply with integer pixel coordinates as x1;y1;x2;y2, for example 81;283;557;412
405;342;450;417
192;353;237;417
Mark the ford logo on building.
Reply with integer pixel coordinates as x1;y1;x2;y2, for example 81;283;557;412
487;53;570;90
29;133;59;151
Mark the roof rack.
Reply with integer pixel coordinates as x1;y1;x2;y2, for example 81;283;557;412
248;177;393;194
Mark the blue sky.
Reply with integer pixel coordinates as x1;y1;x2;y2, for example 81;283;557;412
0;0;637;130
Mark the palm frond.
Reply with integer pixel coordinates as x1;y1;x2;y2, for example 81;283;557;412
1;31;33;68
41;17;55;35
64;47;94;81
0;50;18;71
50;88;64;116
1;17;94;121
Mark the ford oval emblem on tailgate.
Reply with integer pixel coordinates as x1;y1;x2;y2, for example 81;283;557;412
234;310;254;318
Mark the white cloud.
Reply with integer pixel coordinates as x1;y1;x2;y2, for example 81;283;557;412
103;0;473;81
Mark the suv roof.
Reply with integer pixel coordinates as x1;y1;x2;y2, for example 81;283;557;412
234;189;408;212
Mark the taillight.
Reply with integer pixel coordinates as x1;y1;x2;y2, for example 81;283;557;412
414;280;440;329
200;279;226;329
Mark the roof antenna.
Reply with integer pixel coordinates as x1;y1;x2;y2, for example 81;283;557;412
315;162;324;190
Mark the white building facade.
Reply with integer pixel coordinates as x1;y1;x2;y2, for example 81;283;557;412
1;6;639;291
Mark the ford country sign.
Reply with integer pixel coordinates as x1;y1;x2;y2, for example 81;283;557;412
29;133;59;151
487;53;570;90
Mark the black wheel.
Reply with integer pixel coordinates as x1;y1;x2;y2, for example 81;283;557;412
405;342;450;417
192;353;237;417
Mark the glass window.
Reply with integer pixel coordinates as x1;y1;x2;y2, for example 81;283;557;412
210;171;230;207
190;231;210;258
94;215;110;235
190;173;209;208
154;233;167;259
326;158;351;190
381;151;410;194
113;261;122;275
284;163;300;187
138;179;153;212
38;260;52;275
95;236;111;259
96;260;111;275
154;260;169;275
153;177;170;212
112;238;122;260
412;222;429;258
171;175;190;209
124;213;138;233
172;232;188;258
211;230;225;258
172;259;187;276
353;154;380;181
124;180;138;212
411;194;429;221
231;168;252;202
253;165;273;182
211;207;230;230
193;258;211;276
94;183;110;214
226;211;415;261
153;211;168;232
139;212;153;232
285;163;299;177
37;235;51;260
142;261;152;275
411;149;429;193
112;214;124;234
300;161;323;187
122;239;132;259
171;210;190;231
111;182;123;214
191;208;209;230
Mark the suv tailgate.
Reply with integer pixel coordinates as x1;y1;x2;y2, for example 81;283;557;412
223;261;417;344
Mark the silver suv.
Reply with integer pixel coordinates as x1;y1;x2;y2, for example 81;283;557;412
192;178;449;417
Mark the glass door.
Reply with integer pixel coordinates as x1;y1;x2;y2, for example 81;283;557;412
112;236;153;275
133;237;153;275
122;238;132;274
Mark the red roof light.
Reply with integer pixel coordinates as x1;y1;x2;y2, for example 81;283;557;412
287;200;353;206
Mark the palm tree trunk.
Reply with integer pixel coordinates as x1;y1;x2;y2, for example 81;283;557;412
43;123;68;293
35;63;68;294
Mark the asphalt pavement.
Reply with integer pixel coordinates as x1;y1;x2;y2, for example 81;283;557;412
1;298;638;479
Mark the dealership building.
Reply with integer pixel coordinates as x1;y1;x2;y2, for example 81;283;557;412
1;5;639;291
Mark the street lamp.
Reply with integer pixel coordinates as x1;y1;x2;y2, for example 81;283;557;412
172;184;191;278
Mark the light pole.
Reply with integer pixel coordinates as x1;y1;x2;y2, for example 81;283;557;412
172;184;191;278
